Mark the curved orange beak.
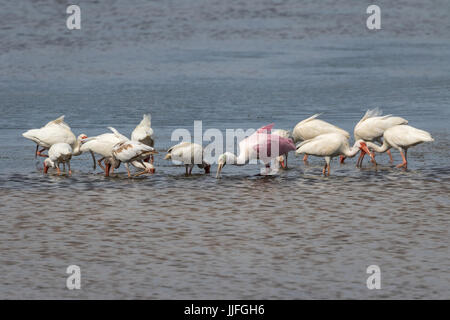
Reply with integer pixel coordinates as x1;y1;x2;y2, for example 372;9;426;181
360;143;376;166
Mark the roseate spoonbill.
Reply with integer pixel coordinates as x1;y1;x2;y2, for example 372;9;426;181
272;129;293;169
365;125;433;169
80;128;126;176
112;139;158;178
352;108;408;167
43;143;73;175
164;142;211;176
216;124;296;178
292;114;349;163
22;115;87;157
131;114;155;163
295;133;374;176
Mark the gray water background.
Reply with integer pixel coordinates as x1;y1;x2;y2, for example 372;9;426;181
0;0;449;299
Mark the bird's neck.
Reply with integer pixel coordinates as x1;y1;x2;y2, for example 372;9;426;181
344;145;361;158
72;139;83;155
366;140;390;153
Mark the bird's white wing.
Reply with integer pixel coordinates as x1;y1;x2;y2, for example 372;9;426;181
296;134;343;156
108;127;129;142
385;125;433;148
167;141;192;153
113;141;154;162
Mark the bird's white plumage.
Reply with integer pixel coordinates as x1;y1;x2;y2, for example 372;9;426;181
166;142;204;164
80;133;122;157
22;115;76;148
112;140;156;163
383;125;434;149
131;114;154;146
296;133;352;157
292;114;349;143
354;108;408;141
44;143;72;169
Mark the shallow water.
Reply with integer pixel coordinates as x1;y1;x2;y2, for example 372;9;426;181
0;0;449;299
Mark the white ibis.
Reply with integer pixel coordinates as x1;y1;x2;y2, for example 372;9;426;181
295;133;374;176
131;114;155;163
353;108;408;166
79;128;126;176
216;124;296;178
43;143;73;175
292;114;350;162
365;125;434;169
22;115;87;158
164;142;210;176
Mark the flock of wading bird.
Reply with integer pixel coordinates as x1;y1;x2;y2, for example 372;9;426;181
22;109;434;178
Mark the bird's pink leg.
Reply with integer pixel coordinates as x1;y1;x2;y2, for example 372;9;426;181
387;150;394;163
327;164;331;176
43;164;49;174
303;154;308;162
97;158;105;171
356;151;365;167
56;166;61;176
37;148;48;158
396;150;407;169
104;163;111;177
35;145;39;158
322;163;327;175
340;155;346;164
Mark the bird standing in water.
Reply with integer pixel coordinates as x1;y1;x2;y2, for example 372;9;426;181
365;125;434;169
164;142;210;176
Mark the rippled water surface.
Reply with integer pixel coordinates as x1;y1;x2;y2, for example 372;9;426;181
0;0;449;299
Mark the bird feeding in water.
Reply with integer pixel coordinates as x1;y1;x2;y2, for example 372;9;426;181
365;125;434;169
216;124;296;178
352;108;408;167
295;133;374;176
22;115;87;158
271;129;294;169
164;142;211;176
112;139;158;178
292;113;350;164
43;143;73;175
79;129;125;176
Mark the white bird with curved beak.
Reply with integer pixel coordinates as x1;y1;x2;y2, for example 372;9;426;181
365;125;433;169
131;114;155;163
164;142;210;176
292;114;350;163
80;130;125;176
43;143;73;175
22;115;87;158
295;133;374;176
352;108;408;167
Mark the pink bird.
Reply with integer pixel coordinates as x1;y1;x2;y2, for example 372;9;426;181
216;124;296;178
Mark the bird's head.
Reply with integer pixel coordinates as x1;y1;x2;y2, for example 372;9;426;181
354;140;375;161
43;158;54;173
78;134;88;141
216;153;230;178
